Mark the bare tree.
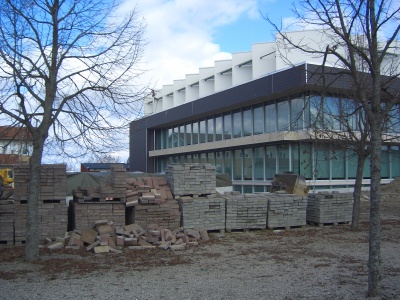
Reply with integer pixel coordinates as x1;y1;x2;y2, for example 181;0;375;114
264;0;400;296
0;0;148;260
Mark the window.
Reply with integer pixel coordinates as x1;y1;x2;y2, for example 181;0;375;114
179;125;185;146
207;117;215;142
253;104;264;135
215;115;223;141
265;146;276;180
290;98;304;130
185;123;192;146
233;149;242;180
223;112;232;139
224;151;232;176
192;121;199;145
278;144;290;174
243;148;253;180
243;107;252;136
199;119;206;143
254;147;264;180
233;110;242;138
277;101;289;131
265;102;277;133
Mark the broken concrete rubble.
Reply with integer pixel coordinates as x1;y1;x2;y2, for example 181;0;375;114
43;220;209;254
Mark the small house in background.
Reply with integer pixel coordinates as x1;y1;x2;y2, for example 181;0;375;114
80;163;129;172
0;126;33;165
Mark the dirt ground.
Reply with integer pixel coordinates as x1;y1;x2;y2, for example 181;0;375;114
1;180;400;299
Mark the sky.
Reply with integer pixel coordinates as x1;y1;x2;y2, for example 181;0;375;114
119;0;295;89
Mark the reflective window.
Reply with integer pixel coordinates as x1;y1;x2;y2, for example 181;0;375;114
207;117;215;143
179;125;185;147
224;151;232;177
233;110;242;138
277;101;289;131
155;129;162;150
223;112;232;140
192;153;199;163
278;144;290;174
192;121;199;145
173;126;179;147
253;104;264;135
200;153;207;164
254;147;264;180
199;119;206;143
243;148;253;180
215;151;223;173
341;98;360;131
233;149;242;180
331;149;345;179
215;115;223;141
265;146;276;180
324;97;341;131
381;146;390;179
185;123;192;146
243;107;252;136
347;150;358;179
167;128;173;148
265;102;277;133
314;146;330;180
186;154;192;163
290;98;304;130
207;152;215;165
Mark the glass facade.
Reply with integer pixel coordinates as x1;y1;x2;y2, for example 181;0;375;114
151;94;400;191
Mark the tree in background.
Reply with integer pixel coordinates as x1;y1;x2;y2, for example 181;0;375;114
264;0;399;296
0;0;148;260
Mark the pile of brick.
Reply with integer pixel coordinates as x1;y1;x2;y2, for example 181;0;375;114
225;193;269;231
45;220;210;253
73;165;127;203
125;176;173;206
0;200;14;244
165;163;216;197
307;192;353;225
13;164;68;243
266;194;308;229
179;195;225;231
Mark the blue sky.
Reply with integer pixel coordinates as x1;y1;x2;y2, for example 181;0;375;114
119;0;296;89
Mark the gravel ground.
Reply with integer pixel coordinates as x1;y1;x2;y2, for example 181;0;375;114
1;186;400;300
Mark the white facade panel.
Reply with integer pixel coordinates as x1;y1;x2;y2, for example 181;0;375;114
214;59;233;92
252;42;276;78
232;51;253;86
199;67;215;98
173;79;186;107
185;74;200;103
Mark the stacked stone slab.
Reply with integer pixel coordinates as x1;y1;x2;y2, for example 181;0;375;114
70;202;126;230
13;164;68;243
134;200;180;229
266;194;308;229
225;193;269;231
0;200;14;244
179;195;225;231
307;192;353;225
165;163;216;197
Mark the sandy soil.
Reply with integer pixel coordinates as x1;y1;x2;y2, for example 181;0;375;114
1;181;399;299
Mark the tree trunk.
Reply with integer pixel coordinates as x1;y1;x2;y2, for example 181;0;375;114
24;140;45;261
351;154;366;230
367;124;382;297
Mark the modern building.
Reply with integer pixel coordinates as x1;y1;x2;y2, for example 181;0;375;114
130;29;400;192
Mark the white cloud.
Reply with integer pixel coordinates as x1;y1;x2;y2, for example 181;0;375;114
119;0;259;88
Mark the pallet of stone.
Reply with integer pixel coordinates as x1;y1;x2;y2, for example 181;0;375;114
0;200;15;244
125;176;173;205
179;194;225;231
74;186;126;203
307;192;353;225
134;200;181;229
69;202;126;231
165;163;216;197
225;193;268;231
266;194;308;229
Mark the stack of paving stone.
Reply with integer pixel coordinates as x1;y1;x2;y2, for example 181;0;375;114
133;200;181;229
69;202;126;230
307;192;353;225
266;194;308;229
0;200;15;244
179;195;225;231
165;163;216;197
225;193;269;231
13;164;68;243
